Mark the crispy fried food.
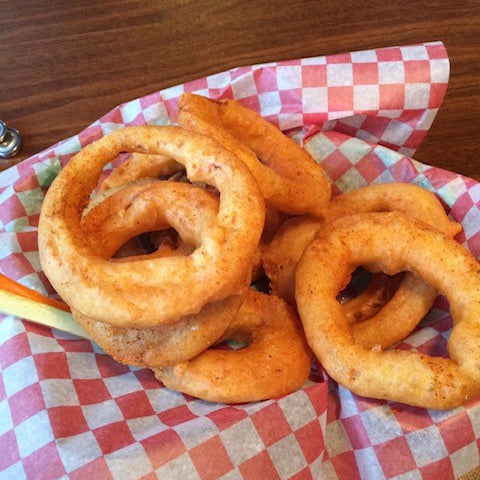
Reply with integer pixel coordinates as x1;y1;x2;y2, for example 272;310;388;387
38;126;265;328
99;153;182;192
99;152;288;283
154;290;312;403
73;295;243;368
341;273;398;325
295;212;480;409
264;184;462;348
74;180;244;367
178;92;331;216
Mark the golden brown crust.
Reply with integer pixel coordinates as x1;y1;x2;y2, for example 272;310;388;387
264;184;462;349
38;126;265;328
178;92;331;216
295;212;480;409
76;180;246;367
154;290;312;403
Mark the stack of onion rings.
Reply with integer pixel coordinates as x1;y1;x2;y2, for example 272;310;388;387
38;94;480;410
264;183;462;349
39;126;265;328
178;93;331;217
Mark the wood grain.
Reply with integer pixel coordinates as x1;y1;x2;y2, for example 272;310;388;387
1;0;479;178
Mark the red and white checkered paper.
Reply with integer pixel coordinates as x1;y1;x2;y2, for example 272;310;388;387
2;41;479;480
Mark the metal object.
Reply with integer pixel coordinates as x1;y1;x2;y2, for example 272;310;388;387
0;121;22;159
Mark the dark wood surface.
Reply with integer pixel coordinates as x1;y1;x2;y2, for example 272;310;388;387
1;0;479;178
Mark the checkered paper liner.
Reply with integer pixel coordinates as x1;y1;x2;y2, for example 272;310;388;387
1;41;478;480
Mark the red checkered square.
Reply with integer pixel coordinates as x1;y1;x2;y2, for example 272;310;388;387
158;405;197;427
189;435;233;480
379;84;405;109
419;457;454;480
95;354;131;377
0;333;31;369
426;44;448;59
353;63;379;85
239;450;280;480
328;87;354;111
207;406;248;431
34;352;70;380
57;338;94;353
69;457;114;480
416;334;449;358
16;161;36;178
429;83;448;107
9;383;45;425
295;419;324;463
15;231;39;252
93;421;136;455
22;441;66;480
341;414;371;449
184;77;209;92
355;153;386;183
289;468;314;480
141;429;185;469
404;130;428;149
0;430;19;470
253;67;278;93
78;124;103;146
48;406;89;438
466;231;480;256
326;53;352;64
404;60;431;83
302;65;327;87
74;379;111;404
0;195;27;225
390;404;434;433
251;403;292;447
450;192;474;219
360;116;391;138
331;451;361;480
0;253;35;280
13;175;40;193
23;321;54;338
439;411;476;454
320;151;352;182
133;369;161;390
279;89;302;114
389;158;418;183
377;47;403;61
28;213;40;227
374;436;417;478
237;95;261;113
116;391;155;419
304;384;328;417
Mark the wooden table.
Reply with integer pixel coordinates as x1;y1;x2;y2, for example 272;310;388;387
1;0;479;177
1;2;480;478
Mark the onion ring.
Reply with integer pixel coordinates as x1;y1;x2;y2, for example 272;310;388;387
99;153;182;192
264;184;461;348
295;212;480;409
99;150;287;282
74;180;244;367
39;126;265;328
178;92;331;216
154;290;312;403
